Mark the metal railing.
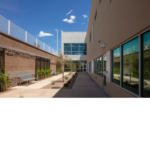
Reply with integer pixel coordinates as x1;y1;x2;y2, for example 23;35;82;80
0;15;58;56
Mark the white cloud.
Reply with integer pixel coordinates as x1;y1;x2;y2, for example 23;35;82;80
37;31;53;37
81;23;85;25
66;10;73;16
83;15;88;19
63;15;76;24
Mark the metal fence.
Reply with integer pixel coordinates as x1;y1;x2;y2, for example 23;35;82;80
0;15;58;56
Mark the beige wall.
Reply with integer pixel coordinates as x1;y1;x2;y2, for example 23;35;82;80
87;0;150;97
87;0;150;63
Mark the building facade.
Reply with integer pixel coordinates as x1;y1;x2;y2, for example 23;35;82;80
86;0;150;98
61;31;87;72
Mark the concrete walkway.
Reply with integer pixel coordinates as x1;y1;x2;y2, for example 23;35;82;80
12;72;69;90
53;73;109;98
0;72;109;98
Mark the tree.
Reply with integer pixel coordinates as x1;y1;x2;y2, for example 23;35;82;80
124;50;138;83
55;52;72;82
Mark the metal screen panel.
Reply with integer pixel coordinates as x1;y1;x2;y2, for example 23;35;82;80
45;44;49;52
0;15;57;56
10;21;25;42
27;32;36;46
0;15;8;34
37;39;43;49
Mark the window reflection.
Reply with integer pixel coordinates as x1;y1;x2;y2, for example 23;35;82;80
64;43;87;55
112;47;120;85
143;31;150;97
123;37;139;95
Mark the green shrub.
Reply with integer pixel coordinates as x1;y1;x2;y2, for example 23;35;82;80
65;76;68;80
144;81;148;85
132;69;139;78
0;72;11;92
57;67;62;73
114;68;120;74
73;75;75;78
19;95;24;98
64;83;68;87
51;81;55;85
68;80;71;84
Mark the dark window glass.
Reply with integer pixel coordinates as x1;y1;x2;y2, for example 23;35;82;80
79;47;86;52
72;47;78;52
104;55;106;71
99;0;101;4
123;37;139;95
94;59;97;74
112;47;120;85
79;43;86;46
64;43;71;47
95;11;97;21
72;43;79;47
104;75;106;86
143;31;150;97
100;57;103;77
64;47;71;52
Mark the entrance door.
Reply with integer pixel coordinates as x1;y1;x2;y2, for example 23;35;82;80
82;64;86;72
103;54;107;91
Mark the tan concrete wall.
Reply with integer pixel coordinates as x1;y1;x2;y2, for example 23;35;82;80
87;0;150;97
87;0;150;63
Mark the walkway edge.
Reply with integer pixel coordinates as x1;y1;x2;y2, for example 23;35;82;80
72;73;79;90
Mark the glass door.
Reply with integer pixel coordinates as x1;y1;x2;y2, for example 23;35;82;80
103;54;107;91
83;64;86;72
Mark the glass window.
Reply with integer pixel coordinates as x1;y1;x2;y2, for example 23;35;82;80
79;43;86;47
95;11;97;21
64;43;86;55
72;47;78;52
112;47;121;86
104;75;106;86
72;43;79;47
64;47;71;52
142;31;150;97
104;55;106;71
89;62;91;72
79;47;86;52
123;37;139;95
100;56;103;76
64;43;71;47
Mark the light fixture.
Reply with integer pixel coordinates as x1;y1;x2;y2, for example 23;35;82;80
100;43;105;48
98;39;101;43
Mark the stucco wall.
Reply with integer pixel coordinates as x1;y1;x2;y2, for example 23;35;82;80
87;0;150;97
61;31;87;61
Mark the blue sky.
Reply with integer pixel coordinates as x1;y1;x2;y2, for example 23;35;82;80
0;0;91;52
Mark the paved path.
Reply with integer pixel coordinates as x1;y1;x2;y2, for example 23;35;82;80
53;73;109;98
12;72;69;90
0;72;109;98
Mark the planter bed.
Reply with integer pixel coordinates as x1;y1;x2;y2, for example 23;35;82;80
41;73;78;89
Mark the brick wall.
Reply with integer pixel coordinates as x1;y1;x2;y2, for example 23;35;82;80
0;31;58;87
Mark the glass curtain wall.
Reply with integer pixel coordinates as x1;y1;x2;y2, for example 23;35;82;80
64;43;87;55
123;37;139;95
142;31;150;97
112;47;121;85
